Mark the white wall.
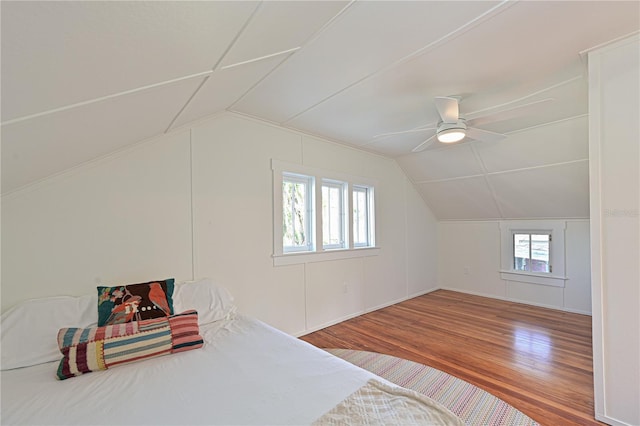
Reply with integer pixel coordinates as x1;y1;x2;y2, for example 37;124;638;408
1;112;439;336
1;131;194;305
588;35;640;426
438;220;592;314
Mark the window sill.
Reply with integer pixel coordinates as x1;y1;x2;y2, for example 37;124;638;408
499;270;567;288
273;247;381;266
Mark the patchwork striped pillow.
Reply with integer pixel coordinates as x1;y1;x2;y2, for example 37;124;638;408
56;310;203;380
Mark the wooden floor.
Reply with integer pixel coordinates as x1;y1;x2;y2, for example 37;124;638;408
300;290;599;426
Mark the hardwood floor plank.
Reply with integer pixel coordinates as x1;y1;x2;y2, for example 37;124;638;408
300;290;601;426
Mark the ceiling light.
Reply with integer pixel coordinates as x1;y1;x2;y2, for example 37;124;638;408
436;121;467;143
437;129;466;143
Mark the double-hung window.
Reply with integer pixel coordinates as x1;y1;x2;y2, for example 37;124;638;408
272;160;378;265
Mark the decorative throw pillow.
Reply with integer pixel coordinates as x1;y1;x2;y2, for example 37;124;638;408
57;310;203;380
1;294;98;371
173;278;236;325
97;278;175;326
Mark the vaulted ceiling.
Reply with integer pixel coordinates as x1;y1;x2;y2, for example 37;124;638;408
2;1;639;219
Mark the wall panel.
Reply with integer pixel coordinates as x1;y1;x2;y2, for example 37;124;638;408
588;35;640;425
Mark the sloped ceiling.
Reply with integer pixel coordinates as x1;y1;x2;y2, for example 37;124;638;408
2;1;639;220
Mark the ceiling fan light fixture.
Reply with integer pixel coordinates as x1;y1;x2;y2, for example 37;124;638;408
436;121;467;143
437;128;466;143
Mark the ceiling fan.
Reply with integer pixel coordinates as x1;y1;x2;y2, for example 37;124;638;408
374;96;553;152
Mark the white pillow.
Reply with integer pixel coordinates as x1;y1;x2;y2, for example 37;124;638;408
1;294;97;370
173;278;236;325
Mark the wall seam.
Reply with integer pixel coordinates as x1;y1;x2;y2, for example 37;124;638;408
189;129;196;280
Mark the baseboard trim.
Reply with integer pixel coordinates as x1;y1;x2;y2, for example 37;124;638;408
596;413;634;426
296;310;365;337
439;287;592;316
296;286;440;337
296;285;590;338
365;287;440;315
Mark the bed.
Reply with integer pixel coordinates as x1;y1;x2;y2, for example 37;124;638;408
1;278;462;425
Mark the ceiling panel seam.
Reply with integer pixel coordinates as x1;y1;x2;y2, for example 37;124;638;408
484;158;589;176
470;144;505;218
211;2;263;72
414;174;486;185
294;0;357;48
413;158;589;185
412;158;590;185
0;70;213;127
225;53;298;114
220;47;301;70
227;1;356;114
164;76;212;133
280;0;515;125
163;1;263;133
504;113;589;136
465;75;584;120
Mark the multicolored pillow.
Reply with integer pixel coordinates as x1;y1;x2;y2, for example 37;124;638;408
57;310;203;380
97;278;175;326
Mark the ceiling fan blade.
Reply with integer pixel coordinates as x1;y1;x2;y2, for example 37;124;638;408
434;96;459;123
466;98;554;127
372;126;436;139
411;134;437;153
466;127;507;143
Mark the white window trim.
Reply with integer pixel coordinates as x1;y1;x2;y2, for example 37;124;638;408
499;220;568;287
272;159;380;266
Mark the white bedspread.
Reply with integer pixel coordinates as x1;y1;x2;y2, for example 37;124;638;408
1;315;460;425
2;315;375;425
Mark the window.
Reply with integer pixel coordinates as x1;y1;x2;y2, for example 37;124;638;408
272;160;378;265
353;185;374;247
282;173;314;253
499;221;567;287
513;233;551;273
322;180;346;249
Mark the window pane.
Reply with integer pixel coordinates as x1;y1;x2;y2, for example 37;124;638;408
513;233;550;273
530;234;550;273
514;233;530;271
322;182;344;248
353;187;368;246
283;175;310;251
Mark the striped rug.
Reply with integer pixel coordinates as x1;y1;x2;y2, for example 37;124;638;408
326;349;539;426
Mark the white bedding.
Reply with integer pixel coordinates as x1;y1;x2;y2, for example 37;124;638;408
313;379;464;425
2;314;380;425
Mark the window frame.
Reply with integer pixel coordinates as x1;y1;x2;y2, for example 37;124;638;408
321;179;348;250
272;160;379;266
352;185;375;248
499;220;567;287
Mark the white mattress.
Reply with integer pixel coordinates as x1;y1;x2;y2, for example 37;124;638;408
1;314;378;425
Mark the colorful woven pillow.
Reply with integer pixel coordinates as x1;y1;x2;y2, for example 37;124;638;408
57;310;203;380
97;278;175;326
